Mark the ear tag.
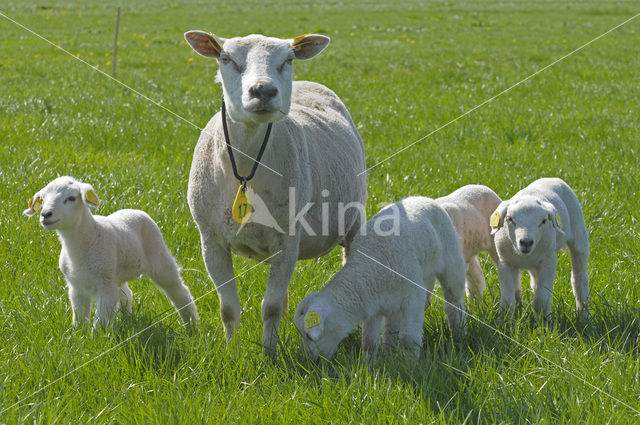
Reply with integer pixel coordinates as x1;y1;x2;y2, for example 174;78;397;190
232;185;252;224
490;211;501;228
305;311;322;329
292;33;312;50
28;196;42;212
555;213;563;229
85;190;100;206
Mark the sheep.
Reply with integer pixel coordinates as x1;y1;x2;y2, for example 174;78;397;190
23;177;199;329
294;197;466;361
435;185;502;299
489;177;589;320
184;31;367;356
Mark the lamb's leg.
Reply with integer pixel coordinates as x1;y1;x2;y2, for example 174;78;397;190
94;284;120;330
530;257;557;320
361;315;382;361
465;256;486;299
398;291;427;357
119;283;133;314
68;284;91;327
568;241;590;318
496;262;521;315
262;248;298;358
438;272;466;340
200;234;240;341
382;313;401;347
149;257;199;327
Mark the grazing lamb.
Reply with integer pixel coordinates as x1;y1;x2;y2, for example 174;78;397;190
294;197;466;361
184;31;367;356
23;177;199;329
489;177;589;319
436;185;502;299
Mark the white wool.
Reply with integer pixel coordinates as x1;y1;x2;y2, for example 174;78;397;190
294;197;466;361
436;185;502;299
184;32;367;356
490;177;590;319
24;177;199;329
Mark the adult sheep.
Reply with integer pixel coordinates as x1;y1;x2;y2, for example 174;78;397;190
184;31;367;356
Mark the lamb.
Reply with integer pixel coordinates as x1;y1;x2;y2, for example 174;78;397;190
23;177;199;329
435;185;502;299
184;31;367;356
489;177;589;319
294;197;466;361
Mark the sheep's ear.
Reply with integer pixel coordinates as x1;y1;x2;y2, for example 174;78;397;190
291;34;330;60
490;202;508;235
23;192;43;217
304;310;325;341
80;183;100;210
543;202;566;236
184;30;225;58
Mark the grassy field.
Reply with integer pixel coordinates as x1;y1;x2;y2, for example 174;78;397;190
1;0;639;423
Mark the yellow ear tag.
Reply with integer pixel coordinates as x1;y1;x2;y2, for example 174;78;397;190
85;190;99;206
490;211;501;228
292;33;312;50
305;311;322;329
28;197;42;212
555;213;563;229
232;185;252;224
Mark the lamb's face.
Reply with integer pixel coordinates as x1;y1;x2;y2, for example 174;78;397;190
294;294;343;361
501;198;555;255
23;177;99;230
184;31;330;125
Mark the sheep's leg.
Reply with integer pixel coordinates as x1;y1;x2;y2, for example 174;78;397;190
530;258;557;320
465;256;486;299
398;291;427;357
341;212;363;265
361;315;382;361
94;284;120;330
68;285;91;327
147;245;199;327
201;235;240;340
438;272;466;340
262;250;298;358
119;283;133;314
568;242;590;318
496;263;521;314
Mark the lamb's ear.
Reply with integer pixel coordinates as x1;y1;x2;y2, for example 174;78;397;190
80;183;100;210
184;30;225;58
304;310;325;341
291;34;330;60
543;201;566;236
23;192;43;217
490;202;509;235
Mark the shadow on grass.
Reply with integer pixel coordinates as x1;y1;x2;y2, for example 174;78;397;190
110;306;189;374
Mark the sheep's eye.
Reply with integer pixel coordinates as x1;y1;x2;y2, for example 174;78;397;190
541;218;547;225
506;216;514;223
64;196;76;204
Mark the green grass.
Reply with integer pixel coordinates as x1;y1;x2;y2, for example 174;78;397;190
1;0;640;423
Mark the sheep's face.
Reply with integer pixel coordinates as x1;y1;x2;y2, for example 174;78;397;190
185;31;330;125
491;197;561;255
23;177;99;230
294;293;347;361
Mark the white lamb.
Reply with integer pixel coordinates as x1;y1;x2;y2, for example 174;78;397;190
436;185;502;299
184;31;367;356
294;197;466;361
23;177;199;329
489;177;589;319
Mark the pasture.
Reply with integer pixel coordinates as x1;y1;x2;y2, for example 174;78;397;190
1;0;639;423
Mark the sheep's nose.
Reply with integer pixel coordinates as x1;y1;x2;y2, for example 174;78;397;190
41;210;53;219
249;82;278;101
518;238;534;252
